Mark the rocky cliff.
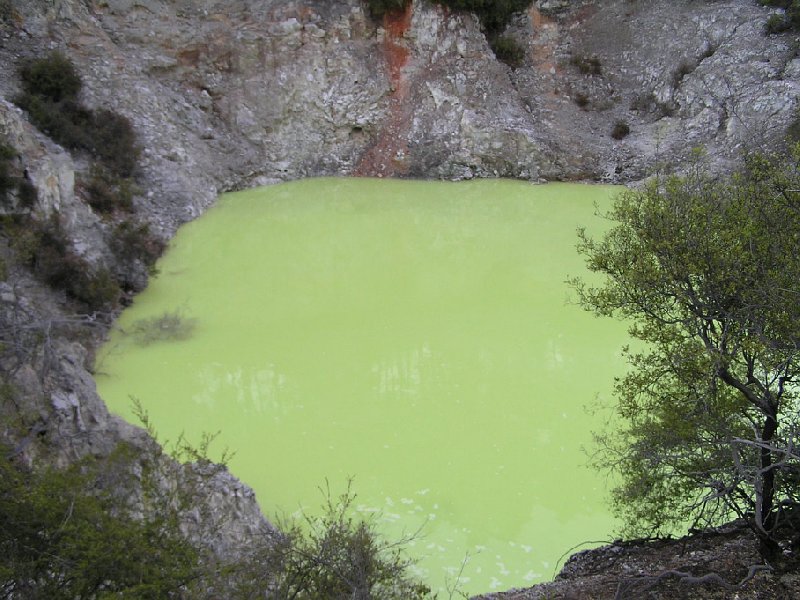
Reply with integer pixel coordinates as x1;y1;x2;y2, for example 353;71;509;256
0;0;798;596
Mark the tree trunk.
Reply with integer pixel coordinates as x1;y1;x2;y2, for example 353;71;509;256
756;410;780;561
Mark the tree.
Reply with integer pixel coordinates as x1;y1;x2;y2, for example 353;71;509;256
573;148;800;561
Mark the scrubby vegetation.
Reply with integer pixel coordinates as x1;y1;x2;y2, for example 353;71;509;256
7;215;120;311
4;52;165;309
241;486;433;600
0;436;433;599
611;120;630;139
570;54;603;76
760;0;800;32
0;442;200;599
15;52;139;178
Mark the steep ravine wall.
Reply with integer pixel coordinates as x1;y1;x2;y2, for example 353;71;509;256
0;0;799;596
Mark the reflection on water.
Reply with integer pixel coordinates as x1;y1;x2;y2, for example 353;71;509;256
95;178;627;595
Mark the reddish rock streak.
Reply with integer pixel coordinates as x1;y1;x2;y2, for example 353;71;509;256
354;2;414;177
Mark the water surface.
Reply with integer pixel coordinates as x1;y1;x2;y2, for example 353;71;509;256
96;178;626;595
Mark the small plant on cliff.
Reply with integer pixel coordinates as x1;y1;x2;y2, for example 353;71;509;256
366;0;410;19
611;120;631;140
761;0;800;32
570;54;603;76
19;51;82;103
0;140;37;211
492;34;525;68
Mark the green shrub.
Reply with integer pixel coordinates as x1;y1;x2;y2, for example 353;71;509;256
12;215;120;311
611;120;631;139
570;54;603;75
111;219;165;268
573;91;589;108
81;167;134;214
16;179;37;209
15;53;140;178
366;0;409;18
89;109;139;178
242;485;432;599
0;142;14;202
0;140;37;211
491;34;525;68
760;0;800;32
0;0;12;23
0;442;200;599
19;52;81;103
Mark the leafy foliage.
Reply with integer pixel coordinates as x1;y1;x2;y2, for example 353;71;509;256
435;0;532;35
760;0;800;32
574;147;800;559
19;52;81;103
611;120;630;140
15;53;139;178
0;443;200;599
491;35;525;68
9;215;120;311
237;484;433;600
365;0;410;19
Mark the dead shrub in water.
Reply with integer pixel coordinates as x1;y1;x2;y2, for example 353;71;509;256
128;310;196;345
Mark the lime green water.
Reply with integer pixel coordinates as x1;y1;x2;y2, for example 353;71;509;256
95;178;626;595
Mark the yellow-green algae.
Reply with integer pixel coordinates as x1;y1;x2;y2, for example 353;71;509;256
95;178;627;595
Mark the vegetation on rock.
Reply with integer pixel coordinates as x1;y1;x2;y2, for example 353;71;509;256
15;52;139;179
0;442;200;599
760;0;800;33
574;147;800;562
366;0;531;66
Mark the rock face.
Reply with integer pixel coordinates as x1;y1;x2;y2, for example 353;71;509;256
0;0;799;593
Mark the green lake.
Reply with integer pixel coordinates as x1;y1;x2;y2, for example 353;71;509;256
95;177;627;595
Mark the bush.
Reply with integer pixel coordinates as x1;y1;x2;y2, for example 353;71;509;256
15;53;140;178
16;179;37;209
611;120;631;139
570;54;603;76
760;0;800;32
81;167;134;214
241;485;432;599
366;0;409;18
0;442;200;599
89;109;139;178
491;34;525;68
573;91;589;108
19;52;81;102
11;215;120;311
0;0;12;23
0;142;14;202
111;219;165;268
